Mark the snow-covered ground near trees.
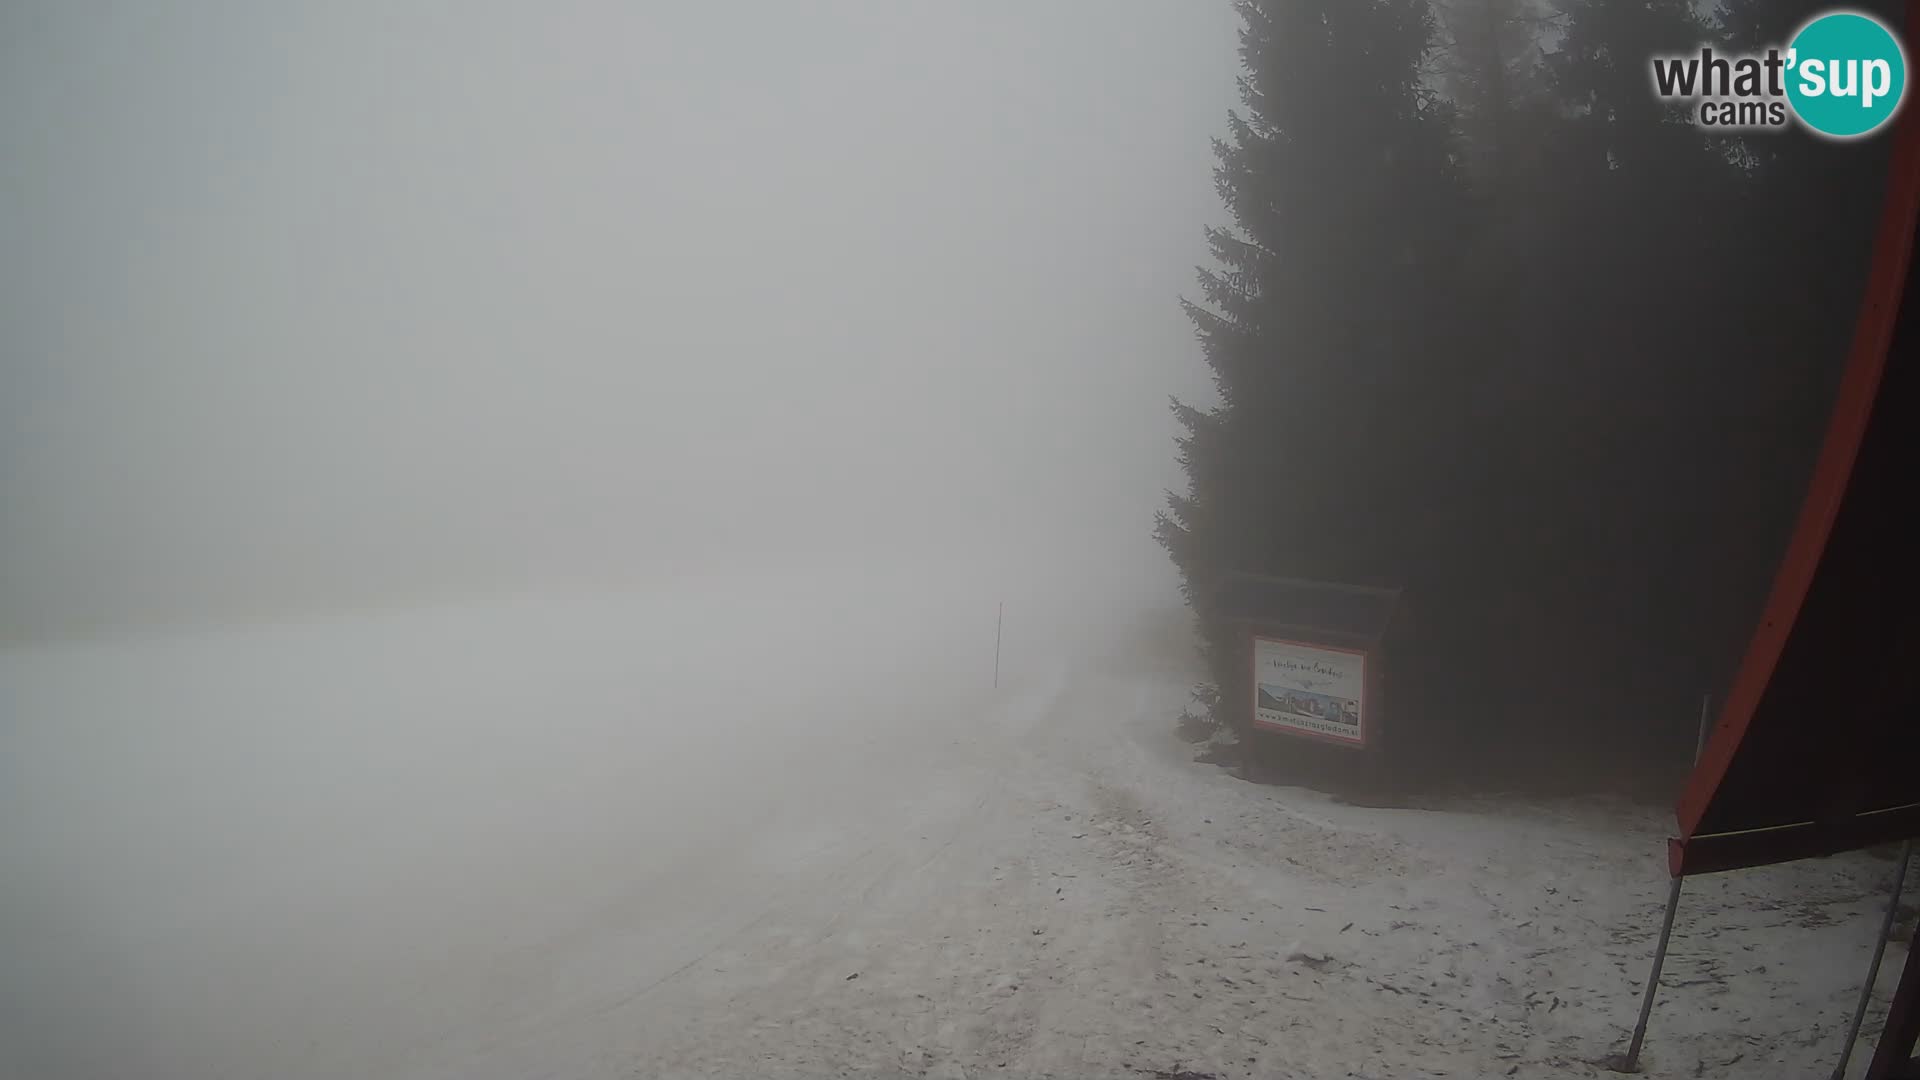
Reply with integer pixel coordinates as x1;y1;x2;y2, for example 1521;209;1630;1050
0;553;1907;1080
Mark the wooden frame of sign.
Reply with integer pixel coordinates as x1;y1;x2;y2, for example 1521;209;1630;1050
1212;573;1407;761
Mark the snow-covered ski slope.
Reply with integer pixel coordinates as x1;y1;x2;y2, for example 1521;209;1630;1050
0;554;1903;1079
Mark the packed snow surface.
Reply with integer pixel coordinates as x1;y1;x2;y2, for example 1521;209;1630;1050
0;556;1906;1079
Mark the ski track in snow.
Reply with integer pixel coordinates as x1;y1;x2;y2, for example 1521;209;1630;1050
1;582;1907;1080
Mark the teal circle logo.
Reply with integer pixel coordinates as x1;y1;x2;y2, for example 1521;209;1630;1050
1786;10;1908;138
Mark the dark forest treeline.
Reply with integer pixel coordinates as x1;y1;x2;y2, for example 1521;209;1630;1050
1158;0;1901;786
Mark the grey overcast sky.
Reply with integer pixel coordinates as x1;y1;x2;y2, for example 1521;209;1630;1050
0;2;1240;638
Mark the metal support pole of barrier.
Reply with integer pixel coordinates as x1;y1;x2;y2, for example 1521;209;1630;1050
1834;840;1914;1080
1614;693;1715;1072
1620;874;1686;1073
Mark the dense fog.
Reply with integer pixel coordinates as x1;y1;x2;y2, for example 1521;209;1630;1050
0;3;1239;642
0;6;1241;1078
4;1;1907;1077
2;553;1200;1079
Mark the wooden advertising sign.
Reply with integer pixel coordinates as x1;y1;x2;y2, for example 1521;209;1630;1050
1214;573;1405;755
